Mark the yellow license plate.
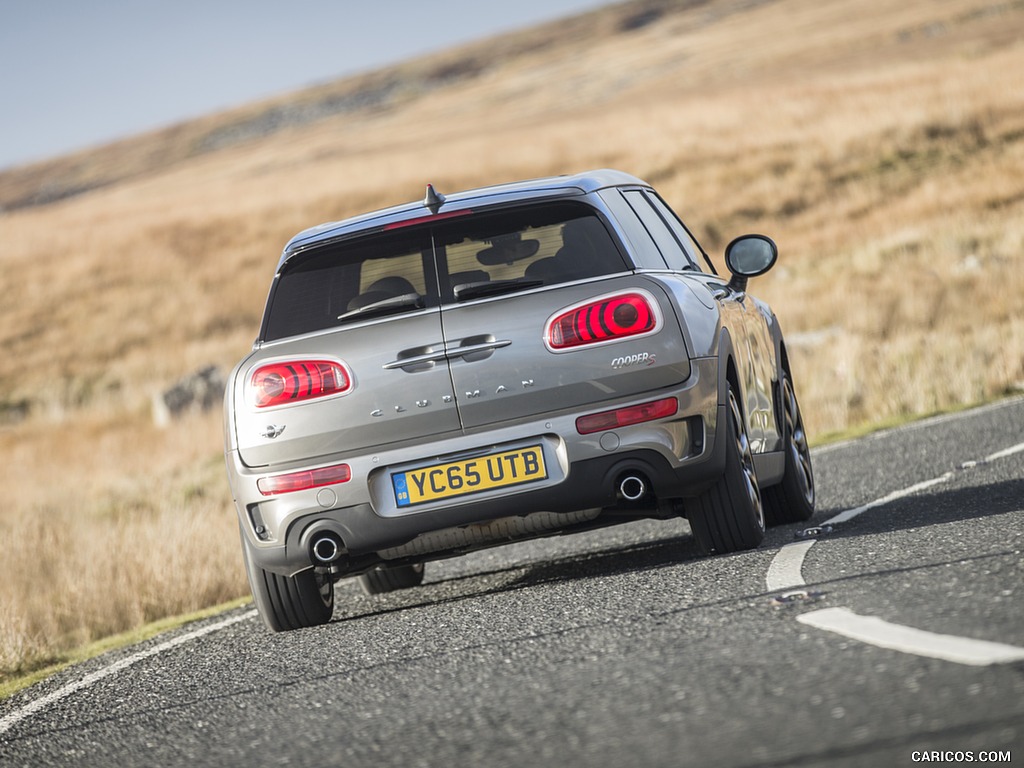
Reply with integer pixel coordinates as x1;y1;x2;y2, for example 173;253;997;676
393;445;547;507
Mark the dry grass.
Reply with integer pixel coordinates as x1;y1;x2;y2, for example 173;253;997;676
0;412;241;676
1;0;1022;680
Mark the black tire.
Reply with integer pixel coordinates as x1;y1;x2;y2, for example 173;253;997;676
358;563;425;595
762;368;815;526
687;383;766;554
241;535;334;632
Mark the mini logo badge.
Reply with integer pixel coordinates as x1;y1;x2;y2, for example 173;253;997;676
261;425;286;439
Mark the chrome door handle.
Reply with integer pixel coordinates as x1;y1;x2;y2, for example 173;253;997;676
446;339;512;358
382;350;449;370
382;339;510;369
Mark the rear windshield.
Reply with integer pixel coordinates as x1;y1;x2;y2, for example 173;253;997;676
262;228;434;342
262;202;626;341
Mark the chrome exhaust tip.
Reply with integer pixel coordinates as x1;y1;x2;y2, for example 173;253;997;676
310;534;344;565
619;475;647;501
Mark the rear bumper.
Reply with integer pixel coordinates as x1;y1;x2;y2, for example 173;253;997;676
227;357;724;576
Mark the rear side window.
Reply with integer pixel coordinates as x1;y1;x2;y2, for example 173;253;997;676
646;192;708;272
623;190;700;272
598;189;666;269
434;202;627;301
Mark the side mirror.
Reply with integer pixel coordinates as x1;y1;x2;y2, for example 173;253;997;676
724;235;778;292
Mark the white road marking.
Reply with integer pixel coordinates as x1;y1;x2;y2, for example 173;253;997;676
767;431;1024;666
0;610;255;737
765;471;955;593
765;540;815;592
985;441;1024;462
821;472;953;526
797;608;1024;666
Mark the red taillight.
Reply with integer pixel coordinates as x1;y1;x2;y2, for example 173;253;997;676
249;360;351;408
546;291;658;350
576;397;678;435
257;463;351;496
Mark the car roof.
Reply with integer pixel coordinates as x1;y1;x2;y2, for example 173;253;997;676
278;168;648;268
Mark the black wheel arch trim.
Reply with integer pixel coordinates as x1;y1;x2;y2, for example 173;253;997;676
715;327;736;408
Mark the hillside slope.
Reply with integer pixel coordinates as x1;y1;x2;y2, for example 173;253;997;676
3;0;1021;425
1;0;1022;677
0;0;698;211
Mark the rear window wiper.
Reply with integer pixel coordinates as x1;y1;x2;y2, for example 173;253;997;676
455;279;544;301
337;293;424;322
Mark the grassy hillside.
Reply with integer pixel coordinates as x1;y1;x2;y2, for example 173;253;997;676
1;0;1022;679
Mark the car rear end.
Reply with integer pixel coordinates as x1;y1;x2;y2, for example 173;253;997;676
224;171;725;584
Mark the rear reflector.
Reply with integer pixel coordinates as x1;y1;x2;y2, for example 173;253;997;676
546;291;659;350
257;463;351;496
250;360;351;408
576;397;678;435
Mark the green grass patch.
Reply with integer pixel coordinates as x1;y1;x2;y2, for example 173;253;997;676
0;596;252;701
810;391;1024;447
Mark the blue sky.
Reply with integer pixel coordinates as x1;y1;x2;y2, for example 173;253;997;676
0;0;615;170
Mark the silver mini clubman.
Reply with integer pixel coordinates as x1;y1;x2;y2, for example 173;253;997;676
224;169;815;631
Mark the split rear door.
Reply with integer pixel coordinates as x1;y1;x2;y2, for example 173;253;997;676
235;199;692;470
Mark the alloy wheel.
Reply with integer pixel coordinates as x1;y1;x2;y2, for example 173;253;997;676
729;390;764;531
783;376;814;507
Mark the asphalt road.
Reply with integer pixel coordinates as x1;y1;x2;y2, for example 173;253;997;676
2;398;1022;767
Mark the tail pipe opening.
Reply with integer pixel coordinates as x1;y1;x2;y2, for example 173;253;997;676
310;532;346;565
618;474;649;502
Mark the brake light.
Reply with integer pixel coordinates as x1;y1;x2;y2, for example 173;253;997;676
546;291;659;350
576;397;678;435
383;209;472;230
250;360;351;408
257;463;351;496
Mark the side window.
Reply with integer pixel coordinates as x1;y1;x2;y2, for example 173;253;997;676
623;190;695;272
598;190;669;269
646;192;709;272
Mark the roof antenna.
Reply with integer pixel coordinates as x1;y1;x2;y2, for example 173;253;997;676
423;183;446;214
